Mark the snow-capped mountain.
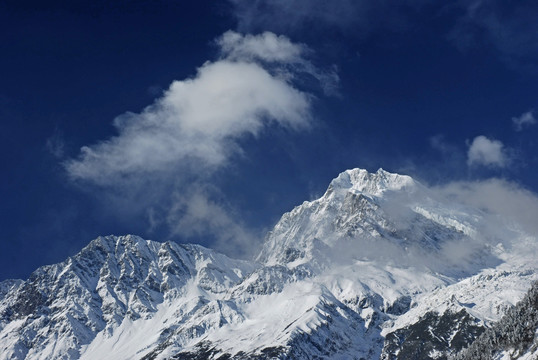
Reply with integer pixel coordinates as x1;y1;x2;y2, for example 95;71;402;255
1;168;537;359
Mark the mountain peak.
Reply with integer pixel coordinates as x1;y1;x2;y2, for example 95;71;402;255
258;168;426;268
327;168;416;197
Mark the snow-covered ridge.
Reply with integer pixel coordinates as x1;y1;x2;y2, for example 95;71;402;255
1;168;537;359
328;168;417;197
0;235;257;360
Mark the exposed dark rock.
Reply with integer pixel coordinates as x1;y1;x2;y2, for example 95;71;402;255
381;309;484;360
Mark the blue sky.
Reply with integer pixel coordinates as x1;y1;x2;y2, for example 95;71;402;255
1;0;538;280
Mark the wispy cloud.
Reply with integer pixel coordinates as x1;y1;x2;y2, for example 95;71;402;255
218;31;307;64
231;0;362;33
230;0;425;36
45;128;66;159
512;110;536;131
218;31;339;95
166;185;259;257
231;0;538;72
467;135;508;168
64;31;333;257
449;0;538;71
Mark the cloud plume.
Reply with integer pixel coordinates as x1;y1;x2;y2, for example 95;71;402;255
66;53;311;184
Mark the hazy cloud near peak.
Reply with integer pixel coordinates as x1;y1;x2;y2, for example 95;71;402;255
512;110;536;131
64;31;331;257
467;135;508;168
434;178;538;239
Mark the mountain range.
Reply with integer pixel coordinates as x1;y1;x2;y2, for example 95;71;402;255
1;168;537;359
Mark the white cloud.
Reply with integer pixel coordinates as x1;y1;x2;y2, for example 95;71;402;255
64;31;328;257
65;33;313;186
467;135;507;168
512;110;536;131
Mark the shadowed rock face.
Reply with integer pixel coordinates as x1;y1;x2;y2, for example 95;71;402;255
168;342;287;360
9;282;47;319
0;168;536;360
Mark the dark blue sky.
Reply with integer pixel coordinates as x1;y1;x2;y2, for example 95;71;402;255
1;0;538;280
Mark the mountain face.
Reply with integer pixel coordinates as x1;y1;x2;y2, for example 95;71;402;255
1;168;537;359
